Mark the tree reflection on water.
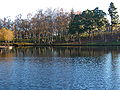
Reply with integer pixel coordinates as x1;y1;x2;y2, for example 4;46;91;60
10;46;120;58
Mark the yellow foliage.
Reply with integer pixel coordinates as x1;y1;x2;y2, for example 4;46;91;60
79;25;84;29
80;32;89;37
0;28;14;41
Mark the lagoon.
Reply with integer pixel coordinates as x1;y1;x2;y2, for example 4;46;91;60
0;46;120;90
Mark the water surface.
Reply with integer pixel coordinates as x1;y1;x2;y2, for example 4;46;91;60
0;46;120;90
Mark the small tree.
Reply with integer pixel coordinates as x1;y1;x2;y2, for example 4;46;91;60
0;28;14;41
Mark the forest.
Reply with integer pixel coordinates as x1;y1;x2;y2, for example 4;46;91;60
0;2;120;45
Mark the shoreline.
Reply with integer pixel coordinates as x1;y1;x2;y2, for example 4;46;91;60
12;44;120;46
1;42;120;47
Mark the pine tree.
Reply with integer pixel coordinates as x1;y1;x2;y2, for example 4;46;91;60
108;2;119;29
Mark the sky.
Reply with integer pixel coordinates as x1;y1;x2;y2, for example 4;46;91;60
0;0;120;19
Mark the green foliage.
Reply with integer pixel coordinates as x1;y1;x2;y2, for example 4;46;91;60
69;7;108;34
69;15;83;34
93;7;108;30
108;2;119;25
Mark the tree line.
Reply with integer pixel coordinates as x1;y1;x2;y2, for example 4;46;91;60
69;2;120;43
0;2;119;44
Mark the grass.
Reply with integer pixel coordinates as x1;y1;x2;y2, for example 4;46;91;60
0;42;34;46
86;41;120;45
1;41;120;46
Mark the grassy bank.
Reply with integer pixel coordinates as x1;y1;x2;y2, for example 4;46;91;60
0;42;34;46
1;41;120;46
86;41;120;46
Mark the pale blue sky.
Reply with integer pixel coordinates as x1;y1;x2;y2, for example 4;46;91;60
0;0;120;19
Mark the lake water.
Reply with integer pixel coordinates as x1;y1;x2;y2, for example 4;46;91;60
0;46;120;90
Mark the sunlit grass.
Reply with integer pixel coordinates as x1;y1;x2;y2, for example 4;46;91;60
86;41;120;45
